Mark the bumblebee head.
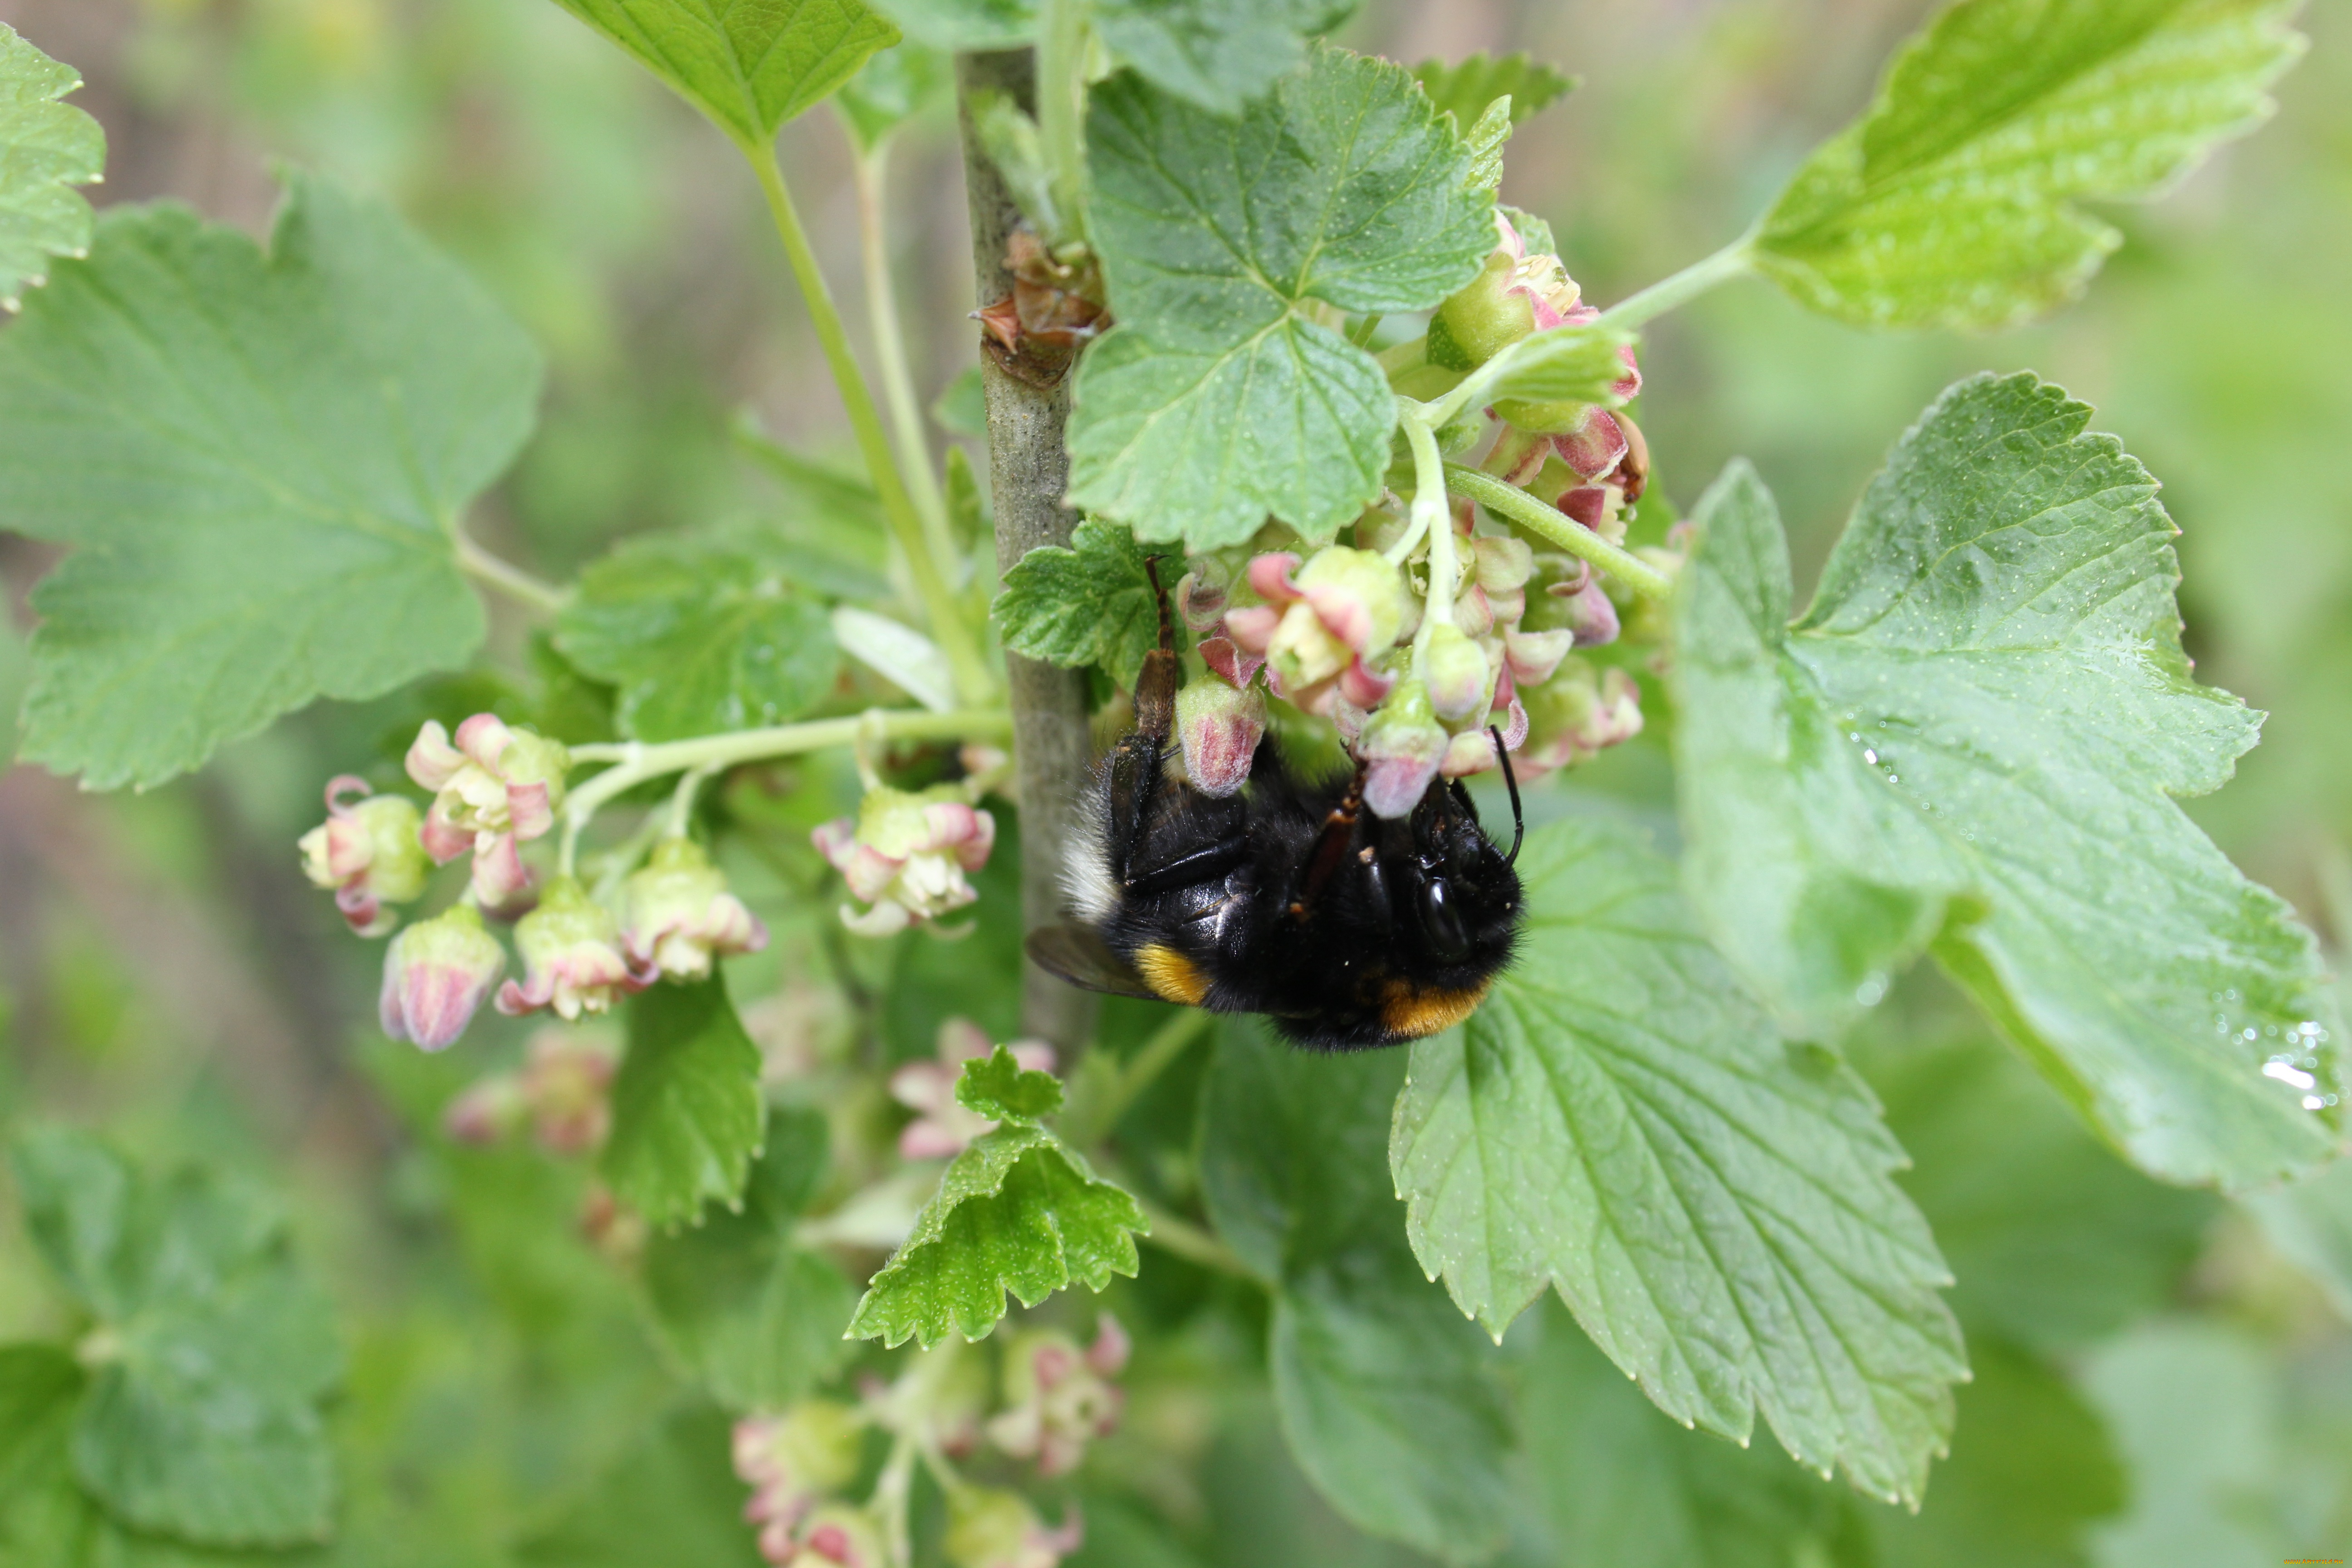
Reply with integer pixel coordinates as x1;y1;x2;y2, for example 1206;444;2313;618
1394;776;1522;977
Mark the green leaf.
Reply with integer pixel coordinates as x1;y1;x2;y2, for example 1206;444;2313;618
1070;45;1493;549
991;518;1161;689
1498;202;1554;259
555;532;841;742
1671;372;2343;1191
10;1131;342;1549
955;1044;1065;1123
1754;0;2305;329
1390;820;1963;1507
932;366;986;440
0;23;104;310
1478;321;1637;408
643;1108;855;1411
0;172;541;790
870;0;1352;113
1866;1033;2219;1354
514;1406;765;1568
545;0;899;150
1458;97;1512;194
1412;51;1576;129
603;976;767;1230
2243;1156;2352;1321
1201;1028;1515;1563
848;1122;1147;1349
836;40;948;152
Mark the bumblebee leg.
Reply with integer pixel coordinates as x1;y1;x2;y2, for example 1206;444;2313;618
1110;559;1185;881
1287;759;1368;922
1126;832;1251;897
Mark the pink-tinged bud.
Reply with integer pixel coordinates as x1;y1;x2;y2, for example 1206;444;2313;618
1563;579;1622;647
1267;547;1412;696
495;876;654;1022
945;1489;1082;1568
892;1022;1056;1159
1558;484;1626;542
442;1072;527;1145
620;838;769;981
1198;635;1264;689
519;1028;618;1154
987;1316;1129;1476
470;831;535;914
793;1505;887;1567
813;785;998;938
735;1401;868;1558
1553;408;1631;481
1337;653;1396;709
299;777;431;936
405;714;571;853
1220;604;1280;657
1517;661;1645;778
1453;581;1495;638
1246;552;1302;604
1430;247;1534;371
380;905;506;1052
1471;536;1534;593
420;796;474;864
1359;681;1447;820
1441;693;1528;778
1421;623;1493;723
1176;679;1265;799
1175;559;1230;632
1504;627;1575;686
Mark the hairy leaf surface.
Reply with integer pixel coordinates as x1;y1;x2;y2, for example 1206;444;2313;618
1391;820;1963;1507
1071;46;1492;548
0;174;541;789
604;976;767;1229
0;23;104;309
1672;373;2342;1191
991;518;1161;689
546;0;898;148
556;533;841;741
1755;0;2305;328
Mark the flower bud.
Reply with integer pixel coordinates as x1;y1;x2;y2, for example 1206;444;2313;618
1264;547;1413;701
812;786;998;938
1552;407;1631;481
495;876;653;1022
1175;678;1265;799
1453;581;1495;638
1429;248;1533;371
1504;627;1575;686
380;904;506;1052
1197;634;1265;690
985;1315;1130;1476
621;838;769;981
1517;661;1645;778
1174;558;1230;632
791;1505;888;1568
1471;535;1534;593
945;1489;1082;1568
519;1028;619;1154
1421;623;1493;724
735;1401;868;1557
1359;681;1447;820
469;831;535;915
407;714;570;845
299;777;431;936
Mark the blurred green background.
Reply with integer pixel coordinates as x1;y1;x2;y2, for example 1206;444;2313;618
1;0;2347;1563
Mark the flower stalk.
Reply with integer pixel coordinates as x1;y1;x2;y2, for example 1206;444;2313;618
1443;463;1676;600
1593;233;1758;331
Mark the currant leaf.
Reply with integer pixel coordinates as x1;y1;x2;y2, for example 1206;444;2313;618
1672;372;2343;1191
991;517;1161;689
555;531;843;742
1755;0;2305;329
847;1121;1147;1350
1070;45;1493;549
545;0;899;150
0;173;541;790
603;975;767;1230
1391;819;1964;1507
0;23;104;309
1412;50;1577;129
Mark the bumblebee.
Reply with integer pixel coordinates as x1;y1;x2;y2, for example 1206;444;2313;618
1027;566;1524;1049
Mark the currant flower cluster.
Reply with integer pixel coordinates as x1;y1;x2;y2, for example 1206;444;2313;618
809;744;1007;938
298;713;769;1052
1166;215;1666;816
729;1320;1119;1568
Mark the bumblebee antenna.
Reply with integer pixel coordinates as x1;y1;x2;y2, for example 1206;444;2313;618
1488;725;1523;867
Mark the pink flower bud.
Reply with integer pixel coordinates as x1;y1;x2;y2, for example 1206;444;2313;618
1175;559;1229;632
1504;627;1575;685
1267;547;1412;696
1471;536;1534;593
1553;407;1630;481
1359;681;1448;820
443;1072;527;1145
1220;604;1280;656
1558;484;1625;541
621;838;769;981
1563;579;1621;647
734;1401;868;1555
793;1505;887;1567
299;777;431;936
1453;581;1495;638
405;714;571;854
1516;661;1645;778
380;904;506;1052
470;831;534;914
1176;678;1265;799
1197;635;1264;689
1246;552;1303;604
1421;623;1493;723
495;876;654;1022
1337;653;1396;710
945;1489;1082;1568
519;1028;619;1154
986;1317;1129;1477
813;786;998;937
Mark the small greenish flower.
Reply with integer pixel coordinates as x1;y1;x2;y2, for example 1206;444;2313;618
299;775;430;936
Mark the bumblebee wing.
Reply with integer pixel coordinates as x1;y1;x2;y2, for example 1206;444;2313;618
1025;923;1159;1000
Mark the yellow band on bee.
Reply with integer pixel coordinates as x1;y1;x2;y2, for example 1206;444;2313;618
1134;943;1210;1007
1381;979;1490;1039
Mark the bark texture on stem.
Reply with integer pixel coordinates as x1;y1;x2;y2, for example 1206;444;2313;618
957;49;1098;1053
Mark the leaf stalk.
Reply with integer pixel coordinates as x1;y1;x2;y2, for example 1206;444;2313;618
1594;234;1758;331
1443;463;1676;600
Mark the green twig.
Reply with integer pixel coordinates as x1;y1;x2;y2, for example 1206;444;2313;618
1443;463;1676;600
1131;1194;1255;1279
1594;235;1758;331
1065;1010;1212;1145
745;144;994;704
852;143;959;575
1037;0;1090;241
452;530;568;614
1400;402;1459;679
